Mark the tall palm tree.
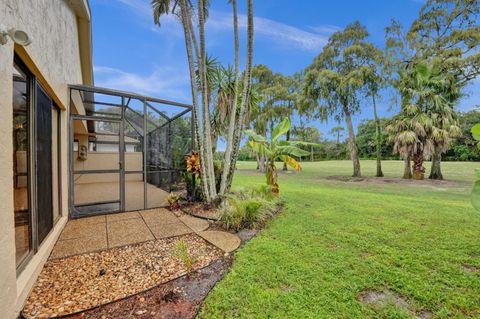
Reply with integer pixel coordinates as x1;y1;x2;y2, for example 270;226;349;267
225;0;254;193
152;0;254;200
329;126;344;144
197;0;217;199
219;0;240;195
152;0;216;201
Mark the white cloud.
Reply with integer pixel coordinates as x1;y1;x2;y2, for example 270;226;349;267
207;10;329;51
308;24;341;36
112;0;181;34
94;65;190;102
111;0;330;51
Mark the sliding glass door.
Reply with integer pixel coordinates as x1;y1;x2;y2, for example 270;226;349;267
35;84;54;244
13;57;61;271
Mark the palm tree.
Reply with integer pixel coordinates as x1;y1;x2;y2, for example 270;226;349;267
219;0;240;195
152;0;212;200
225;0;254;193
152;0;254;201
387;64;460;180
329;126;344;144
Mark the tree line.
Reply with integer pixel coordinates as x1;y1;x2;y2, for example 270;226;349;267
150;0;478;202
241;0;479;180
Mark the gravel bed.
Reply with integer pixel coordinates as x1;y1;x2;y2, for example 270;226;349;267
65;257;233;319
23;234;223;319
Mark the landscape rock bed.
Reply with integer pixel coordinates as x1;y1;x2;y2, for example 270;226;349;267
22;234;223;319
65;257;233;319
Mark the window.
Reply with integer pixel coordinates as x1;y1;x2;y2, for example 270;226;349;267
13;61;32;268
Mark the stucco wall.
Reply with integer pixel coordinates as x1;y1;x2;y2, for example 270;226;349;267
73;151;144;183
0;1;89;318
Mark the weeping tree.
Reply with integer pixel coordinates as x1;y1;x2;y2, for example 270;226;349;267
304;21;374;177
362;46;386;177
152;0;254;202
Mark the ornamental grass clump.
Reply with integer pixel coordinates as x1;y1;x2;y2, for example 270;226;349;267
175;239;197;273
219;186;280;231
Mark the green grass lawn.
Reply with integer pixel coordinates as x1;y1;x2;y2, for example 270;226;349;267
199;160;480;319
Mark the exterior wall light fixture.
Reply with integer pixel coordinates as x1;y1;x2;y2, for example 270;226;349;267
0;24;32;46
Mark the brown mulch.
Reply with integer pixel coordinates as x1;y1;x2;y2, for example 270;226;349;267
181;203;221;221
22;234;223;319
64;257;233;319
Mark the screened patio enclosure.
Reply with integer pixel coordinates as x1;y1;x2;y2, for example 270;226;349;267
69;85;193;218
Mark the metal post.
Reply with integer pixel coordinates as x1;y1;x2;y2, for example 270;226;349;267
68;89;74;218
168;120;172;192
143;99;148;210
120;97;125;212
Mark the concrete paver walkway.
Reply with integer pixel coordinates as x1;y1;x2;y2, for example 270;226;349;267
51;208;241;259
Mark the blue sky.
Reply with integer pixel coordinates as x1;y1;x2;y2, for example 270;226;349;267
91;0;479;144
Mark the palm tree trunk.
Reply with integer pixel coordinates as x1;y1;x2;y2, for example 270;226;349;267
412;146;425;180
198;0;217;200
372;92;383;177
311;145;314;162
283;130;290;171
179;0;210;201
219;0;239;195
403;155;412;179
343;103;361;177
186;14;200;60
429;152;443;180
226;0;254;193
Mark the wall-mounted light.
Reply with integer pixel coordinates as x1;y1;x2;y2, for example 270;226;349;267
0;24;32;46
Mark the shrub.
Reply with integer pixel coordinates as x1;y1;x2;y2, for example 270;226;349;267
219;186;280;231
167;193;181;210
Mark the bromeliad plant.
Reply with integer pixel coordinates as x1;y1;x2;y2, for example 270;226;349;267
245;118;315;194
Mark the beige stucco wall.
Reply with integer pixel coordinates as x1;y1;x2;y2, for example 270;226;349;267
73;151;144;183
0;1;91;318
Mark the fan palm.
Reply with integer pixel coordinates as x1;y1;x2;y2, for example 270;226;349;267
387;63;460;180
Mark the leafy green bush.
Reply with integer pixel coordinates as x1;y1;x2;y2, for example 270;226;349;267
219;186;280;231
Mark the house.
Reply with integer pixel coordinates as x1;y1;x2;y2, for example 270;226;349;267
0;1;192;318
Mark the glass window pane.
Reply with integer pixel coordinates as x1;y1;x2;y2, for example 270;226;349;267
13;63;31;267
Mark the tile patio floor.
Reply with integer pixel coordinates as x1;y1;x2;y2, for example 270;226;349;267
50;208;207;259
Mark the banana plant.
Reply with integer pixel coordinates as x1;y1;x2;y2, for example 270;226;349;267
245;117;317;194
471;124;480;211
